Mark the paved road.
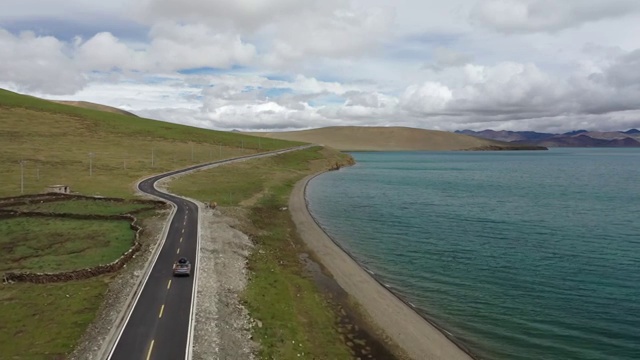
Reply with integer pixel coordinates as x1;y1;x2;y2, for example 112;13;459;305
107;146;311;360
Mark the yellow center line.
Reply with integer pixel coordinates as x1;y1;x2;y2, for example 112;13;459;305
159;304;165;318
176;248;180;254
146;340;155;360
167;279;172;289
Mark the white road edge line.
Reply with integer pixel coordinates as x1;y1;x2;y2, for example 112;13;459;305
104;176;178;360
184;199;201;360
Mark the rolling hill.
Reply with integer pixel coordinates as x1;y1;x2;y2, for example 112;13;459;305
246;126;547;151
0;88;299;197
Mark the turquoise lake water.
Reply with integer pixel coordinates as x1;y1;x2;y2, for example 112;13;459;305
306;148;640;360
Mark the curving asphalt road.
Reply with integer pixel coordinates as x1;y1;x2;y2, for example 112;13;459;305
106;146;311;360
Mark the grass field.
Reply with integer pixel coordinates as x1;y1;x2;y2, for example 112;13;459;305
8;198;155;215
0;202;157;358
170;147;357;358
0;216;135;273
0;277;110;359
0;88;301;198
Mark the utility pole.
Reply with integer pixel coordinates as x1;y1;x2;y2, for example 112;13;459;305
36;164;40;181
151;148;155;167
88;152;94;177
219;143;222;157
19;160;25;194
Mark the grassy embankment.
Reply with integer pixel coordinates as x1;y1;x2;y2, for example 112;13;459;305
0;200;156;359
0;88;301;198
170;146;359;359
0;88;302;358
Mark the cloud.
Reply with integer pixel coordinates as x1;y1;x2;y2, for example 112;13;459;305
470;0;640;33
142;0;325;31
147;22;256;71
75;32;144;71
604;48;640;88
0;29;85;94
425;47;473;71
3;0;640;134
397;56;640;131
400;82;453;114
266;6;394;64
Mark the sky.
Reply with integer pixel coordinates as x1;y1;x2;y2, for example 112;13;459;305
1;0;640;133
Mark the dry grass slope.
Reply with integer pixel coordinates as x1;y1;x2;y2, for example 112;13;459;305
52;101;139;117
247;126;524;151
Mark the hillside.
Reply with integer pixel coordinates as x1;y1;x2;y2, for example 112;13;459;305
246;126;546;151
52;100;139;117
0;89;300;197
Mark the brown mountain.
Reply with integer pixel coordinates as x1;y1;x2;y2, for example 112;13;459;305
246;126;547;151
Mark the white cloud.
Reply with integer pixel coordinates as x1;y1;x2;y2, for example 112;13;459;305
0;30;85;94
470;0;640;33
142;0;329;31
75;32;144;71
425;47;473;71
267;6;394;64
2;0;640;133
147;22;256;70
400;82;453;114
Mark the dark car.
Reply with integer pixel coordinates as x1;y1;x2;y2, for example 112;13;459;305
173;257;191;276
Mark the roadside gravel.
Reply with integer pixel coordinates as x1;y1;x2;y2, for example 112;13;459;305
193;206;257;360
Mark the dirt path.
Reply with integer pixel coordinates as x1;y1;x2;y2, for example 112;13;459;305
289;173;474;360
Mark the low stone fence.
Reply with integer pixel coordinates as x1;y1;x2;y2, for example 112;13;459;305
0;193;164;211
3;242;142;284
0;194;166;284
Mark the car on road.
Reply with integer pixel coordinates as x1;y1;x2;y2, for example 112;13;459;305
173;257;191;276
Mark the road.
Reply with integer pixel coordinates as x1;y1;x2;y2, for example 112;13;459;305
107;146;311;360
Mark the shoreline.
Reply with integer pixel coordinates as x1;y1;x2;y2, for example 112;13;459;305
289;172;475;360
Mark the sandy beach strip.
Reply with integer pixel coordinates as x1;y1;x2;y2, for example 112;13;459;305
289;173;474;360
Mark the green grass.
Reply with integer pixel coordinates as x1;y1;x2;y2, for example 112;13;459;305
0;88;302;198
0;217;135;272
170;146;336;206
0;277;109;359
170;147;356;359
8;198;155;215
245;193;353;359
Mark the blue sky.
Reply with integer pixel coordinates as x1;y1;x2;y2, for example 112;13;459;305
1;0;640;132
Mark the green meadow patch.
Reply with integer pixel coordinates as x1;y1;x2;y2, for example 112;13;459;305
0;216;135;273
0;199;160;359
0;277;109;359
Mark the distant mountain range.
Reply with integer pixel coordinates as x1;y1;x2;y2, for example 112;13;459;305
455;129;640;147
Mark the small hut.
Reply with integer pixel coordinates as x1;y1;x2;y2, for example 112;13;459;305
46;185;70;194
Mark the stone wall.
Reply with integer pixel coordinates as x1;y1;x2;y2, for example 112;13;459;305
0;194;165;284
